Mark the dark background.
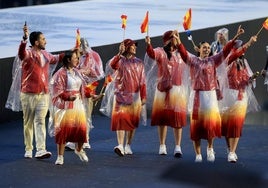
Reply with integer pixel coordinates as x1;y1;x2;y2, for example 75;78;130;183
0;0;80;8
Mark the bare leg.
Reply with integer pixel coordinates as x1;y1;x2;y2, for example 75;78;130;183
158;126;167;145
207;138;214;149
57;144;65;156
173;127;183;157
193;140;201;155
114;130;125;156
116;130;125;145
229;137;239;153
76;142;84;152
126;130;135;145
207;138;215;162
173;127;182;146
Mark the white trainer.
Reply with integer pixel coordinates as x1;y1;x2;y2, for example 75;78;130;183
114;145;124;156
124;144;133;155
173;145;182;158
159;144;167;155
207;148;215;162
24;150;32;159
35;150;52;159
228;152;237;163
75;149;88;162
65;142;75;150
55;155;64;165
83;143;91;149
195;154;202;162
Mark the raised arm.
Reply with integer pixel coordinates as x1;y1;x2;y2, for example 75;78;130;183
227;35;257;64
222;25;245;58
145;36;155;59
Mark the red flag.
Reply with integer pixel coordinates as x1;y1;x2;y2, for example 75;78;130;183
121;14;127;29
75;28;81;49
104;74;113;87
263;18;268;30
183;8;192;30
140;11;149;33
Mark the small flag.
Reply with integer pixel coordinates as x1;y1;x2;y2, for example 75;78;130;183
183;8;192;31
140;11;149;33
104;74;113;87
121;14;127;29
75;28;81;49
85;81;99;95
263;18;268;30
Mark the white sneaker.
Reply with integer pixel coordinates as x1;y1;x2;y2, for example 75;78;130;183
114;145;124;156
83;143;91;149
65;142;75;151
35;150;52;159
173;145;182;158
228;152;237;163
24;150;32;159
207;148;215;162
74;149;88;162
195;154;202;162
55;155;64;165
124;144;133;155
159;144;167;155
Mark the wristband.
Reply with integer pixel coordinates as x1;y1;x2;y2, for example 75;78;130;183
23;36;28;41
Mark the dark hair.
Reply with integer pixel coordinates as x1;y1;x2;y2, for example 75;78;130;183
29;31;43;46
62;50;78;68
163;42;172;60
197;41;213;56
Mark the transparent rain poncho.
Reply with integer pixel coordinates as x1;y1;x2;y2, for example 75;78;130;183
5;53;57;112
99;56;147;126
77;38;105;84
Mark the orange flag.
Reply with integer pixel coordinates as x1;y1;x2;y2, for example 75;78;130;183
263;18;268;30
140;11;149;33
104;74;113;87
85;81;99;95
183;8;192;31
121;14;127;29
75;28;81;49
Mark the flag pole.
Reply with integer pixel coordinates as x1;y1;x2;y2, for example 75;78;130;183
256;26;263;36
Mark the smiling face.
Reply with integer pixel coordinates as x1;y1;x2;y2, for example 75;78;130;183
69;52;79;68
199;42;211;58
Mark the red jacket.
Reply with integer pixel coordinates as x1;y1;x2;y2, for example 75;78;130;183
18;41;63;94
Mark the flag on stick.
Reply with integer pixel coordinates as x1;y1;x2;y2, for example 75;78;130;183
140;11;149;34
75;28;81;49
121;14;127;29
182;8;197;50
95;75;113;106
183;8;192;31
121;14;127;40
256;18;268;36
263;18;268;30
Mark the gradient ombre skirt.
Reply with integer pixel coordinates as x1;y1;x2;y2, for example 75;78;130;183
221;89;248;138
190;90;221;141
54;98;87;144
151;85;187;128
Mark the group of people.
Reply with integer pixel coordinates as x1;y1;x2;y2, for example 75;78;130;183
5;22;265;165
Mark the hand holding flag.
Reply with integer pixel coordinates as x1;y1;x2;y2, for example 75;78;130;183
75;28;81;49
182;8;197;49
94;75;113;106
